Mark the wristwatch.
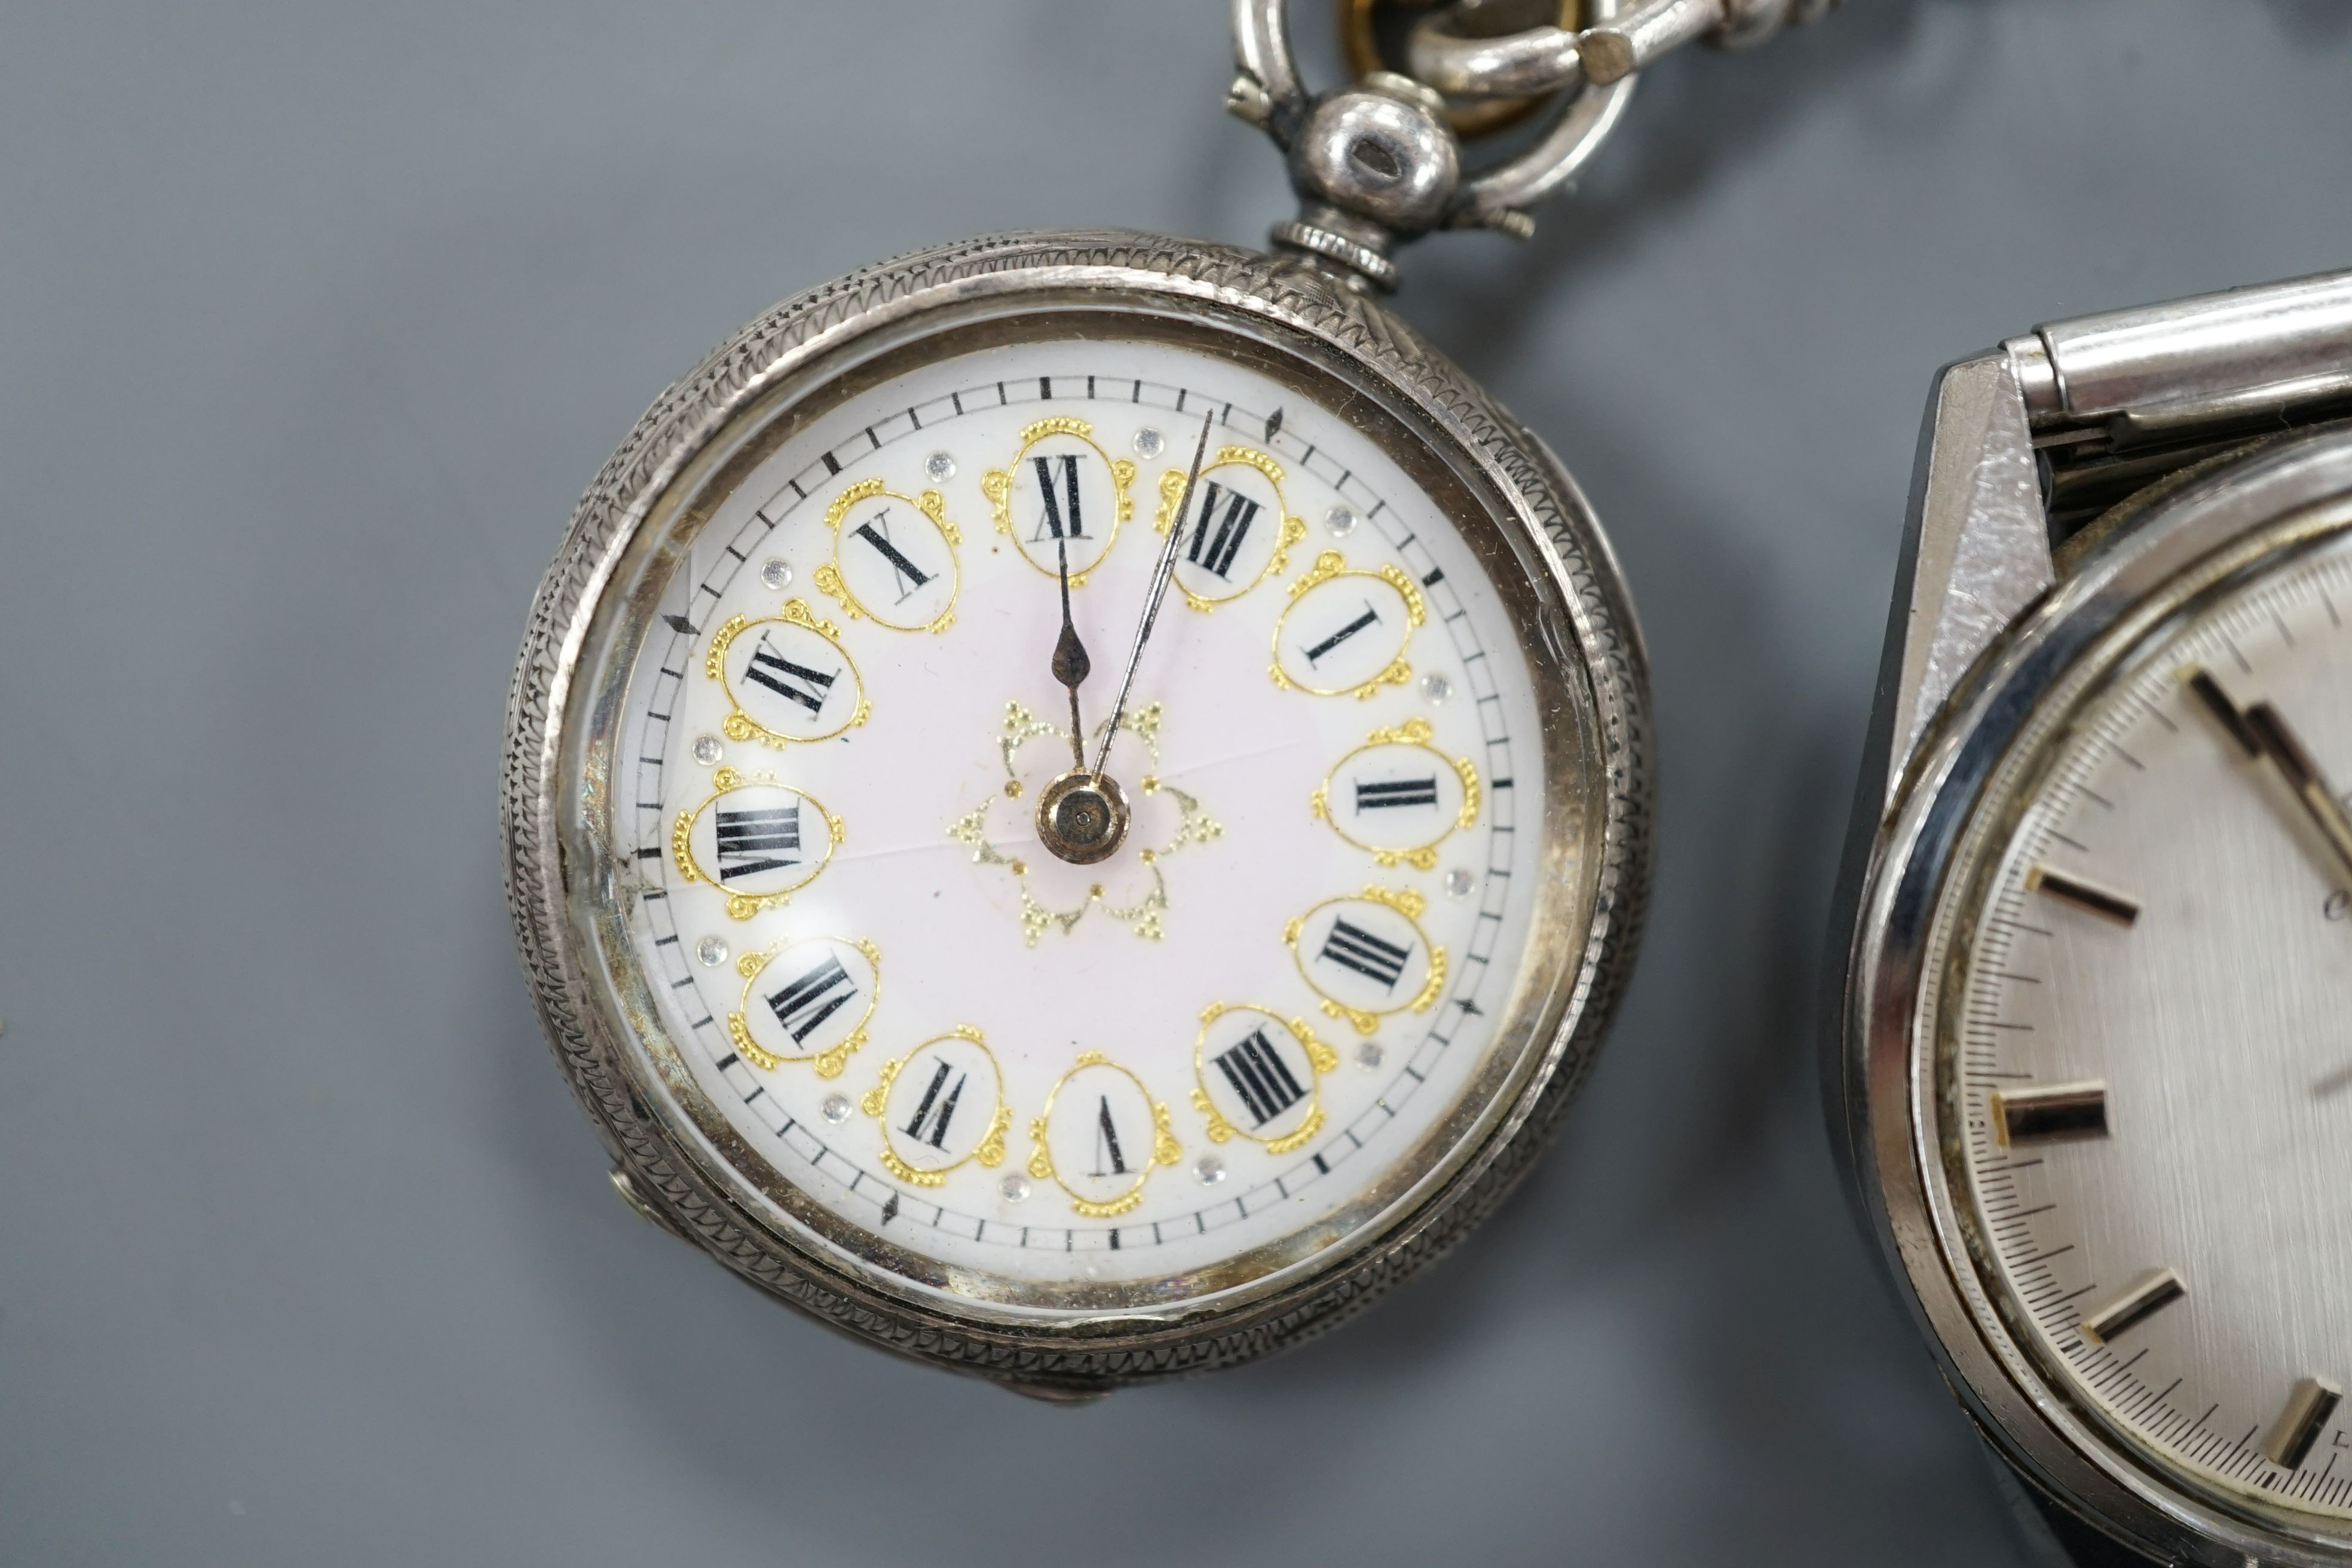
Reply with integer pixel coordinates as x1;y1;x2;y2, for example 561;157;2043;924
1830;269;2352;1564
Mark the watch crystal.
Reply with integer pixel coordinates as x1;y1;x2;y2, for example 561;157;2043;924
1934;529;2352;1520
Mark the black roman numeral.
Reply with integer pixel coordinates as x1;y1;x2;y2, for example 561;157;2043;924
1089;1097;1128;1177
1215;1030;1308;1128
713;804;800;883
742;630;837;716
1183;481;1261;581
1030;453;1087;541
1355;776;1439;811
1319;917;1411;991
1301;601;1381;667
762;955;856;1043
902;1061;967;1150
852;512;931;602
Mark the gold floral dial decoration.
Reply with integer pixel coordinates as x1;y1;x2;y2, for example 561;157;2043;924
670;770;844;921
705;599;871;746
944;699;1223;946
1283;886;1448;1034
980;416;1138;584
1027;1052;1181;1217
1309;716;1481;868
1269;550;1426;699
859;1027;1011;1188
1153;445;1307;610
811;478;963;633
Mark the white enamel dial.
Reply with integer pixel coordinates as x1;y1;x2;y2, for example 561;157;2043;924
600;335;1566;1304
1933;529;2352;1520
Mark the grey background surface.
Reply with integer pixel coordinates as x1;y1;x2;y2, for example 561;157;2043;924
4;3;2349;1563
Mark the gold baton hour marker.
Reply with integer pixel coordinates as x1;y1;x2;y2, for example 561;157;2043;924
1990;1080;2108;1147
2027;865;2142;926
2262;1376;2344;1471
2079;1267;2185;1346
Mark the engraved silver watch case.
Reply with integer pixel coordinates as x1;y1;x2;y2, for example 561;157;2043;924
1832;270;2352;1564
499;0;1839;1399
501;232;1649;1391
495;0;1711;1385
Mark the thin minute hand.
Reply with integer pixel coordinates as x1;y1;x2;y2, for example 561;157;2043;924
2244;701;2352;887
2189;667;2352;887
1092;411;1214;776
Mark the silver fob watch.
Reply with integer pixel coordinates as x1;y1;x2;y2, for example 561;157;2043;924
501;0;1826;1395
1833;269;2352;1563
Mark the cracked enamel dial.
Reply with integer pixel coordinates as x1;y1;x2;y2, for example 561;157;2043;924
1930;528;2352;1523
587;330;1593;1310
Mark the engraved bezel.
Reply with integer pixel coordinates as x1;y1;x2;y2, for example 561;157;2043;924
1842;428;2352;1564
501;232;1652;1392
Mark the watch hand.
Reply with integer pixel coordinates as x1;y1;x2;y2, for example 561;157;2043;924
2244;702;2352;887
1051;530;1090;774
2187;666;2352;889
1093;409;1214;777
2185;666;2263;755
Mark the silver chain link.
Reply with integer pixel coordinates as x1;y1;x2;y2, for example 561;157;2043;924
1229;0;1839;290
1413;0;1836;96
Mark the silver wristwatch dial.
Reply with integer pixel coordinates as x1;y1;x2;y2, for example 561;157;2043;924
1918;504;2352;1540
